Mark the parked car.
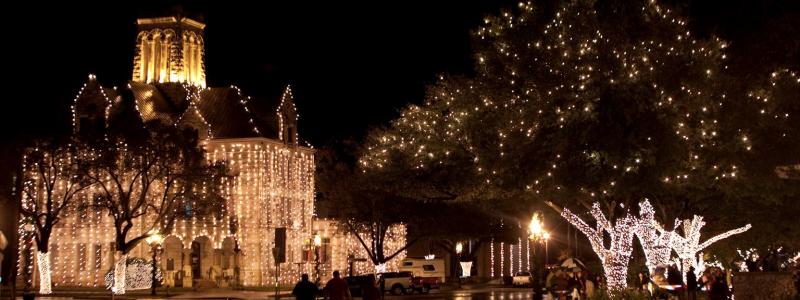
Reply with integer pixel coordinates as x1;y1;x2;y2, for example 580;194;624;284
411;276;440;293
378;271;414;295
399;258;446;283
344;274;375;297
512;271;532;287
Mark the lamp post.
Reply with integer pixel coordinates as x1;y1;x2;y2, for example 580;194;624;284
528;212;548;300
312;233;322;284
146;231;164;296
543;232;550;267
455;242;463;288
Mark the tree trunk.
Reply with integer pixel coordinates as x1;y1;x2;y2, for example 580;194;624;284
36;251;52;294
374;262;387;274
112;252;127;294
602;254;629;293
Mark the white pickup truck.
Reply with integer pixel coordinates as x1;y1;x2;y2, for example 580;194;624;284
379;271;414;295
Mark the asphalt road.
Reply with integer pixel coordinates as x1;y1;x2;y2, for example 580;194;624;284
384;287;534;300
7;286;540;299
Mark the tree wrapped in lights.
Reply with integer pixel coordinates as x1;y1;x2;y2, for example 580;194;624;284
560;203;637;293
669;215;751;282
634;199;677;274
20;139;94;294
317;144;423;273
83;124;227;294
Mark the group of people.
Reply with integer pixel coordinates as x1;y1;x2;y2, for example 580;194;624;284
540;265;732;299
292;271;381;300
638;266;731;300
544;269;599;299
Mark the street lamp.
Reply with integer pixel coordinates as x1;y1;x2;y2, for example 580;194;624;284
313;233;322;284
543;232;551;267
145;231;164;296
455;242;464;287
528;212;548;300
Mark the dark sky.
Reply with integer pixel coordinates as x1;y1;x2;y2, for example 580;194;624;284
5;0;798;146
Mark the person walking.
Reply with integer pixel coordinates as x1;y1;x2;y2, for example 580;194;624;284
686;267;698;300
324;271;352;300
293;274;320;300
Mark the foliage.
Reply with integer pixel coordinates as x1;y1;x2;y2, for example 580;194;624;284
83;122;228;254
20;138;93;253
358;0;799;253
104;257;162;290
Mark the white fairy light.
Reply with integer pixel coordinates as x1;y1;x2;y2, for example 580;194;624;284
106;257;162;291
561;203;637;294
37;251;52;294
634;200;677;273
669;216;751;282
111;255;128;294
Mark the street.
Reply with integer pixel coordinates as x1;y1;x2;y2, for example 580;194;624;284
4;287;536;300
385;288;533;300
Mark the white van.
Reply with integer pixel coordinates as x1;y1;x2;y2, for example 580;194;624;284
399;258;446;282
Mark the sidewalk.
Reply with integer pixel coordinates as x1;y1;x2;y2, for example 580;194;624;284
169;288;293;299
0;287;294;299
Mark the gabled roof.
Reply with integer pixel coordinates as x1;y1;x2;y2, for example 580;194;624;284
128;82;179;123
71;74;112;132
196;86;262;138
175;96;213;140
75;79;288;141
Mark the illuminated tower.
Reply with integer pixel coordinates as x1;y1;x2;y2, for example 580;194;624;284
132;16;206;87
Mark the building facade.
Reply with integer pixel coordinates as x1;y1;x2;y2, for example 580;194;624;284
19;16;404;290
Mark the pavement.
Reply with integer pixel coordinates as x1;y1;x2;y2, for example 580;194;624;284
2;286;538;300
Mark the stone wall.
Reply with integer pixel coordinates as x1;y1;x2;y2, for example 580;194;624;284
732;272;797;300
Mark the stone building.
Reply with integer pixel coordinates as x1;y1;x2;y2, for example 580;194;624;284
19;16;404;290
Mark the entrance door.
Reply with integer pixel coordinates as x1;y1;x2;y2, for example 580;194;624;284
191;241;201;279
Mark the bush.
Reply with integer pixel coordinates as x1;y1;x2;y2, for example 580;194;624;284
104;257;163;290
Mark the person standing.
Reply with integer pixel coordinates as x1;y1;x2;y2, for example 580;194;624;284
324;271;352;300
637;272;650;291
708;274;729;300
293;274;320;300
361;276;381;300
686;267;698;300
584;276;596;298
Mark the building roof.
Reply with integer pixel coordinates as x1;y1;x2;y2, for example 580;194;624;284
79;80;284;140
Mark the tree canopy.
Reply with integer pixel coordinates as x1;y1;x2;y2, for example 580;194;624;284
358;0;799;252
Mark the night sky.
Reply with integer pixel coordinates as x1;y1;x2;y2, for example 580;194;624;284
5;0;798;146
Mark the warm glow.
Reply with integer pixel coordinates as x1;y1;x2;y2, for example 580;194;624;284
313;234;322;247
455;242;463;254
529;212;543;238
145;231;163;245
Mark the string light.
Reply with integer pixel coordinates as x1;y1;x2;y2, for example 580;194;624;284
561;203;636;293
36;251;52;294
635;199;676;273
15;14;405;293
669;216;751;282
105;257;162;291
277;85;299;144
490;238;495;277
